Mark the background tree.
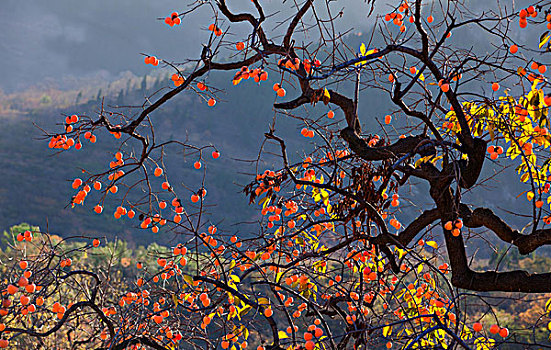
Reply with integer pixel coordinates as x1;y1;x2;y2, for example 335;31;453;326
3;0;551;349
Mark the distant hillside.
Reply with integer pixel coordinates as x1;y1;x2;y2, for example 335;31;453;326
0;67;540;254
0;69;322;246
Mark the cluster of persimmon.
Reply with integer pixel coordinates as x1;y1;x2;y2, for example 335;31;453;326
170;73;185;87
54;112;121;151
64;114;79;125
253;169;283;196
73;174;119;208
83;131;97;143
444;219;463;237
138;212;167;233
530;61;547;75
487;145;504;160
472;322;510;338
261;203;303;230
0;260;50;348
207;23;223;36
519;6;538;28
48;115;82;149
533;125;550;137
71;178;91;205
109;151;125;170
219;332;250;350
97;278;189;346
197;82;208;91
300;127;315;138
535;182;551;197
164;12;181;27
49;132;80;150
277;57;320;75
296;323;325;350
272;83;286;97
327;248;463;334
383;8;410;33
388;217;402;230
517;65;545;83
514;104;530;122
389;193;400;207
232;66;268;85
15;230;33;242
144;56;160;66
110;128;122;139
546;12;551;29
197;226;230;257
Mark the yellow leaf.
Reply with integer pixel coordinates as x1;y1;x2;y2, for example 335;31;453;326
545;297;551;313
359;43;367;56
230;275;240;283
425;241;438;249
383;324;392;337
540;31;551;49
278;331;289;339
260;196;270;209
323;88;331;101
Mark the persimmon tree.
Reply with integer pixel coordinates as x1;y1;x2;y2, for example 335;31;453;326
5;0;551;348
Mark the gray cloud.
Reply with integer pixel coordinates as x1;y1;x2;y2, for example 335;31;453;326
0;0;385;92
1;0;535;93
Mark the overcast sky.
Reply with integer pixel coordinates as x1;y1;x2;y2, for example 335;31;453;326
2;0;537;93
0;0;199;91
0;0;385;92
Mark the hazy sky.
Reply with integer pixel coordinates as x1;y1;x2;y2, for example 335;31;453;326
0;0;380;92
0;0;201;91
1;0;536;93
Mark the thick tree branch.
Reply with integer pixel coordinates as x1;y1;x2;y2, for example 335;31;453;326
372;208;440;247
340;127;430;161
460;205;551;254
452;268;551;293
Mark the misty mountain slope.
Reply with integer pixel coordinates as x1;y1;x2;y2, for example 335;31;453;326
0;60;541;256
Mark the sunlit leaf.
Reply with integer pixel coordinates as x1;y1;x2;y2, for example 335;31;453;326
540;31;551;49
